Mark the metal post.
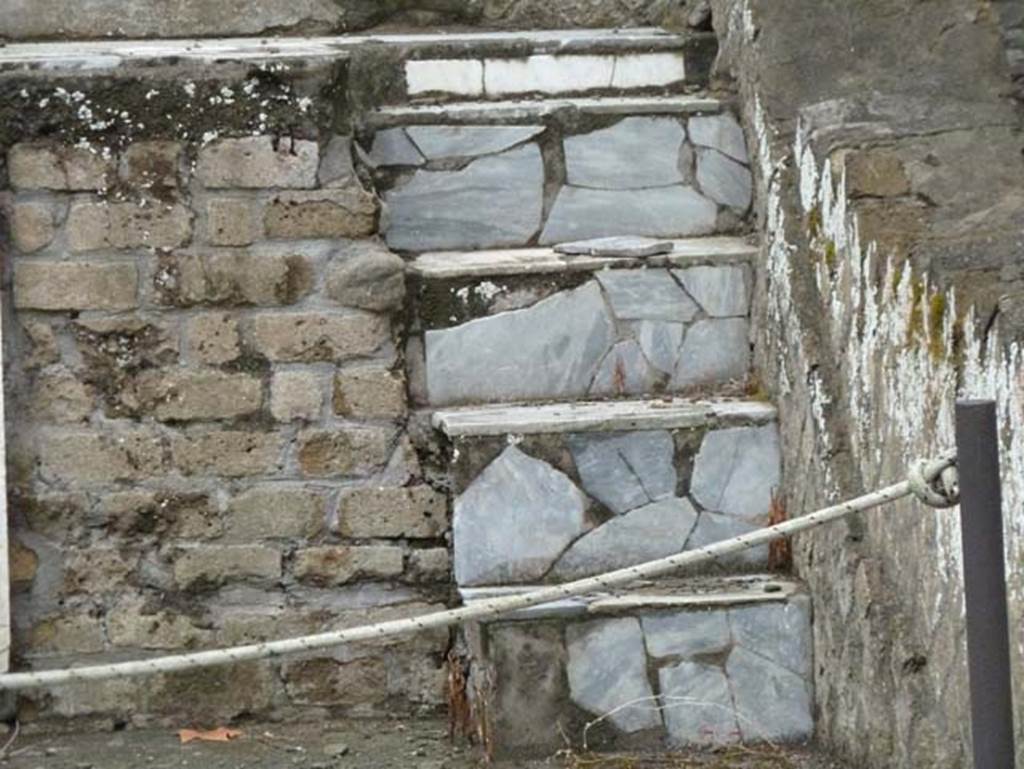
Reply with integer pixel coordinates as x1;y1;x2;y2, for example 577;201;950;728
956;399;1016;769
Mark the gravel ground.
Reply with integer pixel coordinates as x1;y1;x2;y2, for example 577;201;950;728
0;719;849;769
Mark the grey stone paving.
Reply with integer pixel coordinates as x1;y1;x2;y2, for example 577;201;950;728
564;117;687;189
727;647;814;742
540;185;718;244
642;609;732;658
589;339;660;396
636;319;685;375
690;425;782;520
697;148;753;212
385;144;544;251
688;114;749;163
674;318;751;388
659;662;740;746
675;264;750;318
425;281;613;404
730;599;812;677
453;446;588;586
566;618;662;733
551;497;699;579
405;124;545;159
368;127;424;167
568;429;676;514
596;268;700;322
687;511;769;567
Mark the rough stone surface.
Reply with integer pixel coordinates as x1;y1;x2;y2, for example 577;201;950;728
333;365;407;419
67;201;191;251
10;202;57;253
185;314;240;364
688;114;748;163
551;497;698;579
596;269;699;322
425;281;613;405
293;545;404;586
566;618;661;733
170;430;284;477
540;185;718;244
296;428;394;478
325;241;406;312
675;265;750;317
690;425;781;520
224;486;324;541
132;369;263;422
405;125;544;160
206;199;258;246
564;117;686;189
14;261;138;311
270;371;323;422
8;143;113;190
249;313;390;362
568;430;676;514
696;149;752;212
173;545;282;587
335;486;446;539
197;137;318;189
385;144;544;251
155;252;313;307
453;446;587;586
263;189;378;239
673;318;750;387
659;662;739;745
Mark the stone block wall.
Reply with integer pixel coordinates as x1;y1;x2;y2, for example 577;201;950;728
1;128;451;728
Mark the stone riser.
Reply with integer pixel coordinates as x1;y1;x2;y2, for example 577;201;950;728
411;256;753;407
462;582;813;758
435;401;781;588
361;106;752;253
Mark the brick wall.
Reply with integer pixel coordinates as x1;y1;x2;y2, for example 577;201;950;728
2;133;451;728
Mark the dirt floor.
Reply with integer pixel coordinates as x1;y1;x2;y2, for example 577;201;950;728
0;719;850;769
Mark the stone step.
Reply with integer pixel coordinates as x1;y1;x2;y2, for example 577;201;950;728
406;238;756;407
360;97;752;253
432;398;781;589
459;575;813;758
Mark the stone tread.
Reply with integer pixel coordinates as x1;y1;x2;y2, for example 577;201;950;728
410;236;757;280
366;95;723;127
432;397;776;437
0;27;690;72
460;575;804;622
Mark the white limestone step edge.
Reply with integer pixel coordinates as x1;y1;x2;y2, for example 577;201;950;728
0;27;687;72
460;575;803;622
367;95;722;127
432;397;777;437
410;236;757;280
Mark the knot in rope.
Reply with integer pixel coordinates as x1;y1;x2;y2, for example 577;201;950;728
908;456;959;508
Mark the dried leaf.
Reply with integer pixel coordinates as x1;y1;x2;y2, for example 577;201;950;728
178;727;243;744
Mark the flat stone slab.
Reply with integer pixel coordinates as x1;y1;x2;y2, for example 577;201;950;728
453;446;588;586
687;512;769;567
568;430;677;514
690;425;782;521
642;610;731;658
564;117;687;189
688;114;749;163
385;144;543;252
674;265;750;318
551;497;699;580
540;185;718;244
425;281;613;405
567;618;662;733
636;320;686;375
673;318;751;388
696;148;753;212
727;647;813;742
432;398;777;437
659;662;740;746
404;125;545;160
555;236;675;258
590;340;660;397
730;599;812;678
596;269;700;322
367;128;424;167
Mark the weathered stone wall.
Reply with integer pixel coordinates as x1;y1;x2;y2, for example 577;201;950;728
0;67;451;730
1;0;701;41
712;1;1024;767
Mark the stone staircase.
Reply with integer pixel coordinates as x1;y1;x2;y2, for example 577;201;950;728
355;24;813;761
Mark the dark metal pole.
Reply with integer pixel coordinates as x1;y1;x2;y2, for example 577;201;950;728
956;399;1016;769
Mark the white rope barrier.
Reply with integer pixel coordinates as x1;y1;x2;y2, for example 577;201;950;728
0;452;958;692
